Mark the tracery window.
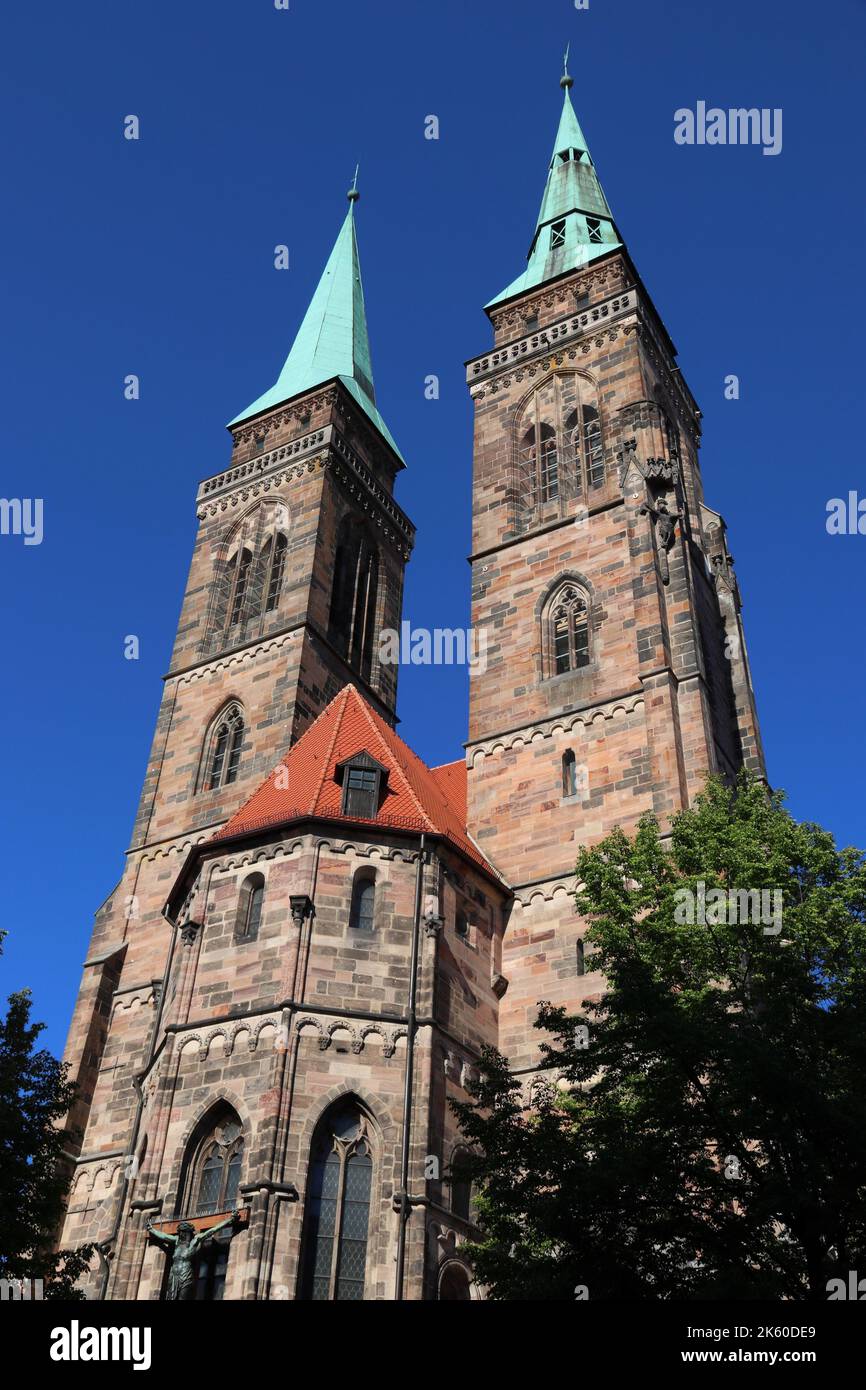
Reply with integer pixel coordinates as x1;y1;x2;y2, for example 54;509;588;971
175;1105;244;1302
205;703;245;790
204;501;291;653
299;1100;374;1301
515;375;605;532
547;583;590;676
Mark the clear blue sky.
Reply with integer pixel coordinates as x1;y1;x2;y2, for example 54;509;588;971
2;0;864;1056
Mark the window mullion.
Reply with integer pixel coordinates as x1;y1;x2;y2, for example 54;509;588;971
328;1144;349;1299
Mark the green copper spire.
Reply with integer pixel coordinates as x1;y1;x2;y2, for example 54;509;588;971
486;60;622;309
230;184;403;463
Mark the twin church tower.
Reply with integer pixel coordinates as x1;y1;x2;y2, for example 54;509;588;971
60;72;764;1301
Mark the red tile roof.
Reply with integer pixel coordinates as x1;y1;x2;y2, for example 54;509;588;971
213;686;497;879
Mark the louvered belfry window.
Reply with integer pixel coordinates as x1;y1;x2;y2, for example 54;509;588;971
300;1102;374;1301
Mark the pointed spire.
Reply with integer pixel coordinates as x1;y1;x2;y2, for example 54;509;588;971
230;185;403;463
486;64;622;309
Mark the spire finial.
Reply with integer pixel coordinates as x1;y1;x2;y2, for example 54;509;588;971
347;164;360;203
561;43;573;89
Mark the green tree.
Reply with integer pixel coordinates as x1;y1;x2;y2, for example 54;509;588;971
0;932;94;1298
452;775;866;1300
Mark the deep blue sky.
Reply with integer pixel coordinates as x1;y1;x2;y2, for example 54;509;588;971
2;0;864;1056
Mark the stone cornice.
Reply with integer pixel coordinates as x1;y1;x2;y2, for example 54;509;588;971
466;287;637;388
197;426;329;507
467;690;646;766
195;425;414;560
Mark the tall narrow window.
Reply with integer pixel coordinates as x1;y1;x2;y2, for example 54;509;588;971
206;704;244;790
587;216;603;243
329;521;358;655
576;939;586;976
449;1149;473;1223
565;404;605;494
299;1101;374;1301
235;872;264;942
549;584;590;676
229;549;251;628
349;873;375;931
539;423;559;503
550;218;566;248
562;749;578;797
174;1106;244;1302
330;520;379;682
351;546;379;681
582;406;604;488
265;532;288;612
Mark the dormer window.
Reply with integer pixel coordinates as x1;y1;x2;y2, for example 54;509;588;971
550;219;566;249
335;751;388;820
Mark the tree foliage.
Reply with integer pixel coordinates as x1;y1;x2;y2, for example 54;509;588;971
452;775;866;1299
0;931;94;1298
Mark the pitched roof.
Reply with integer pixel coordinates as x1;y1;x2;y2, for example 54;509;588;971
213;686;498;880
228;198;404;464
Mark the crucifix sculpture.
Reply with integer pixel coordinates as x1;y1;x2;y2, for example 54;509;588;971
147;1211;239;1301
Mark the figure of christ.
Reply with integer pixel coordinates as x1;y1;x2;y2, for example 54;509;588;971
147;1211;239;1300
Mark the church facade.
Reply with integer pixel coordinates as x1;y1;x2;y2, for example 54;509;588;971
58;72;764;1301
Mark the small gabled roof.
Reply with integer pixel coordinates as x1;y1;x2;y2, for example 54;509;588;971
213;686;499;881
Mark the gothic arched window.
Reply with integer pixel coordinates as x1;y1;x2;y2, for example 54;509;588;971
229;548;252;628
299;1100;374;1301
205;703;245;790
235;872;264;942
204;501;291;653
516;376;605;531
351;546;379;681
546;583;590;677
264;531;288;612
330;518;380;683
349;872;376;932
176;1105;244;1302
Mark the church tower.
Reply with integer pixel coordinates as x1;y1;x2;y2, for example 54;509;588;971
60;189;416;1281
57;71;767;1303
465;66;765;1073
